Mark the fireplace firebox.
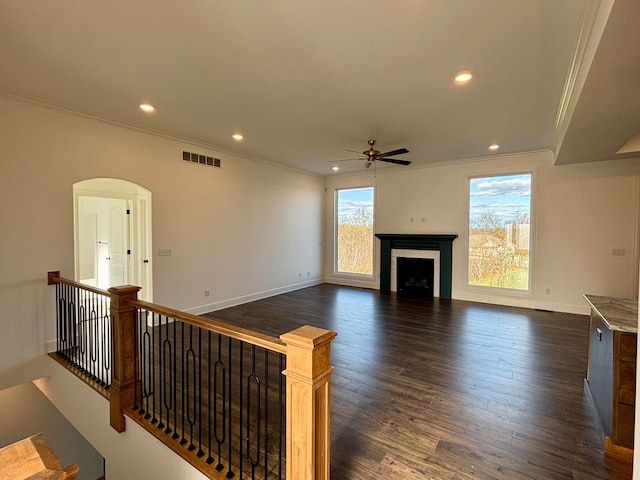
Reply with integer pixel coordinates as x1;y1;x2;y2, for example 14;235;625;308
397;257;434;298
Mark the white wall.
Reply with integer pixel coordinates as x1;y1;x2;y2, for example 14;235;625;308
325;151;640;314
0;95;324;390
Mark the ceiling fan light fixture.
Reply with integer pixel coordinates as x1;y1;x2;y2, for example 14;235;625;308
139;103;155;113
454;71;473;85
232;133;244;141
488;143;500;151
331;165;340;171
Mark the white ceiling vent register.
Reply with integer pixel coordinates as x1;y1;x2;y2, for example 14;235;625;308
182;150;221;168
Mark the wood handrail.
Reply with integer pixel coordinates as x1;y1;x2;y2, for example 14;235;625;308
47;271;110;297
128;298;287;355
47;272;285;354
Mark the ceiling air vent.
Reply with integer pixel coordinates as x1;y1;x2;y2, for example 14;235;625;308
181;150;221;168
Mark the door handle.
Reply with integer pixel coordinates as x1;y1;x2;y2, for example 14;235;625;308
143;259;149;264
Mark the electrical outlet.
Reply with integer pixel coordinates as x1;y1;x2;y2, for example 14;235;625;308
299;272;302;278
158;248;172;256
545;288;551;295
307;271;311;276
204;289;210;297
421;217;428;223
612;248;626;256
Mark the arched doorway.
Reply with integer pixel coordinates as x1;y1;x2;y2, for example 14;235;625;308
73;178;153;301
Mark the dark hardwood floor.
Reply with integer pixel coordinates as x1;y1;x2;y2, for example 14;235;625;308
203;284;633;480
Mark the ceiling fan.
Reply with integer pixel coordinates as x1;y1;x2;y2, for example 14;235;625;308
332;140;411;169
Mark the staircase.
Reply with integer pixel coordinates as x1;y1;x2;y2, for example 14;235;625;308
0;433;79;480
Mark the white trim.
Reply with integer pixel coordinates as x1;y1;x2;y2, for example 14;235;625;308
333;185;376;277
464;169;537;295
73;179;154;302
184;279;324;315
454;292;590;316
325;275;378;290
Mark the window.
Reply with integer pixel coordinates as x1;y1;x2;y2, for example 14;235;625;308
336;187;374;275
468;173;532;291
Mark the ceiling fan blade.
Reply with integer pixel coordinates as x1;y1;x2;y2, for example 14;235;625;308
379;148;409;157
378;157;412;166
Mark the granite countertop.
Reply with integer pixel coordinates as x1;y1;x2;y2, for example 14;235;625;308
584;294;638;333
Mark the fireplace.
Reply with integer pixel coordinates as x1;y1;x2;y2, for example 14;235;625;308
397;257;434;298
375;234;458;299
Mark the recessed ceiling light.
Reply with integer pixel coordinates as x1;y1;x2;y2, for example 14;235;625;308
454;71;473;85
232;133;244;141
488;144;500;150
331;165;340;172
139;103;155;113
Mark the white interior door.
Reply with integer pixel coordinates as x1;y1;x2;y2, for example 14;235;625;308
78;213;97;284
77;196;130;289
108;203;129;287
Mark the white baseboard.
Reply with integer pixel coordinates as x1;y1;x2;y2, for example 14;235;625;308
453;292;590;315
185;279;324;315
324;276;378;290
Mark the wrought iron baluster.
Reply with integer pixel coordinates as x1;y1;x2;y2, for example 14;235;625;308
157;313;164;429
78;297;86;375
133;307;140;411
143;310;152;418
151;311;158;424
197;327;204;457
180;321;187;446
90;295;98;381
60;283;66;356
172;319;179;440
66;284;74;358
206;330;213;465
239;341;244;479
55;283;61;352
246;345;261;479
279;353;284;480
213;333;226;472
263;349;269;480
186;324;197;451
226;337;234;479
162;315;173;434
102;297;111;387
71;284;78;354
98;292;104;384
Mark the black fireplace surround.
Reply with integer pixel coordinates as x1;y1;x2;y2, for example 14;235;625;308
375;234;458;299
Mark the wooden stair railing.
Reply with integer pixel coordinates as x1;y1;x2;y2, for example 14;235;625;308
48;272;337;480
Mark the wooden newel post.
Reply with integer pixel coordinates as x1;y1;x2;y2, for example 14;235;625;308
109;285;141;433
280;325;337;480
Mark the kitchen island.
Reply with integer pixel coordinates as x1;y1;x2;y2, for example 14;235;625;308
584;294;637;462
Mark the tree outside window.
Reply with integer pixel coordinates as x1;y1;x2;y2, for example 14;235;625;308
468;173;532;290
336;187;374;275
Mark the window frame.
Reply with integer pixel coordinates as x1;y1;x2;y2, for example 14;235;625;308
466;170;536;294
334;186;375;277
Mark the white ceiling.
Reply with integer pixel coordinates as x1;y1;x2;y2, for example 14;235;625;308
0;0;637;175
